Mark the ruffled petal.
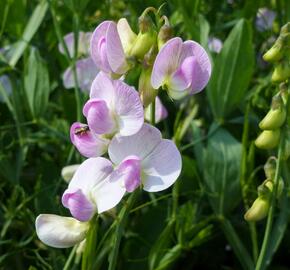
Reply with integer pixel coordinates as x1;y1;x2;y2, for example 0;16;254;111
83;99;116;134
142;139;182;192
68;157;114;197
112;80;144;136
62;188;95;221
90;72;115;102
182;41;212;93
35;214;89;248
151;37;183;89
108;123;161;164
70;122;109;158
117;18;137;54
106;22;128;74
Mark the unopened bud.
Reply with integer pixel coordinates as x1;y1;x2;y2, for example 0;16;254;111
244;197;270;222
258;179;273;197
139;67;157;107
264;156;277;180
280;22;290;35
61;164;80;183
263;43;283;62
255;129;281;149
158;16;173;50
271;61;290;83
259;95;286;130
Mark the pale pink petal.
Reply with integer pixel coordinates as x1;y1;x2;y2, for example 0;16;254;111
83;99;116;134
90;21;112;73
151;37;183;89
90;72;115;101
59;33;74;57
35;214;89;248
117;18;137;54
59;32;89;57
112;80;144;136
183;41;211;93
108;123;162;164
106;22;128;74
63;58;98;92
70;122;109;158
62;188;95;221
142;139;182;192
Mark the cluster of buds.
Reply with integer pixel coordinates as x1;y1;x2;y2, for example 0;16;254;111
263;23;290;83
244;157;284;221
255;88;287;149
35;7;212;249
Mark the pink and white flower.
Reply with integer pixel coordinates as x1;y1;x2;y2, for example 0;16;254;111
151;37;211;100
108;123;182;192
36;157;126;248
90;19;137;77
70;72;144;157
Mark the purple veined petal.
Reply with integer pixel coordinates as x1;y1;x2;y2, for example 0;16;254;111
68;157;114;197
142;139;182;192
112;80;144;136
183;40;212;93
113;155;141;192
108;123;162;164
0;75;12;103
62;188;95;221
62;58;98;92
90;21;112;73
117;18;137;54
83;99;116;134
151;37;183;89
70;122;109;158
145;96;168;123
90;72;115;101
35;214;89;248
208;37;223;53
106;22;128;74
256;8;276;32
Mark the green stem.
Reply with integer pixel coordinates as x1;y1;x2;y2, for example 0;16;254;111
255;134;284;270
108;191;139;270
150;98;156;125
63;245;77;270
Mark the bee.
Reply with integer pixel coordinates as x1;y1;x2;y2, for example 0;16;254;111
74;125;90;135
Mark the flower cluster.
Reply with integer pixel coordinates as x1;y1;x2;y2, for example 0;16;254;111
36;9;211;249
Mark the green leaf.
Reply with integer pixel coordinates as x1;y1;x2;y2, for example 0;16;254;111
207;19;254;120
24;48;50;118
9;0;48;67
203;126;242;215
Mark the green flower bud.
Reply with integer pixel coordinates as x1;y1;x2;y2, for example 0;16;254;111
271;61;290;83
280;22;290;35
158;16;173;50
259;95;286;130
255;129;281;149
139;67;157;107
244;197;270;222
264;156;277;180
257;179;273;197
263;43;283;62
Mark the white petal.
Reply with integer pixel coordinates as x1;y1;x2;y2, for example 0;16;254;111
90;72;115;103
108;123;162;164
117;18;137;54
142;139;182;192
35;214;89;248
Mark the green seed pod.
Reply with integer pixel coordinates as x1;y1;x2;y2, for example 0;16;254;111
255;129;281;149
244;197;270;222
259;96;286;130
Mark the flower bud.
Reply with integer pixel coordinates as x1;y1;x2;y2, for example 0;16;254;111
263;43;283;62
129;16;157;59
259;95;286;130
255;129;281;149
158;16;173;50
280;22;290;35
264;156;277;180
61;164;80;183
271;61;290;83
139;67;157;107
258;179;273;197
244;197;270;222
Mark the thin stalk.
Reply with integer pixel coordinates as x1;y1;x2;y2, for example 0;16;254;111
108;191;139;270
63;245;77;270
150;98;156;125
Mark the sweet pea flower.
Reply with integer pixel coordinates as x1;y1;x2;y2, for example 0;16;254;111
108;123;182;192
145;97;168;123
59;32;98;92
90;19;137;77
208;37;223;54
36;157;126;248
256;8;276;32
70;72;144;157
151;37;212;100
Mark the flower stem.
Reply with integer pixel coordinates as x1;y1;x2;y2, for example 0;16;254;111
108;191;139;270
150;98;156;125
63;245;77;270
